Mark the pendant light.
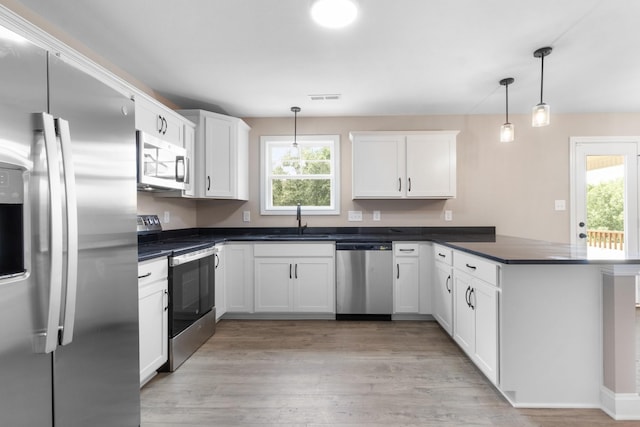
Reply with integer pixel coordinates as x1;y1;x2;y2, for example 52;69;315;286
291;106;301;148
499;78;515;142
532;46;552;127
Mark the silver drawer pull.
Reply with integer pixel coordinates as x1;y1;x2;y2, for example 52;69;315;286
138;272;152;279
399;248;415;252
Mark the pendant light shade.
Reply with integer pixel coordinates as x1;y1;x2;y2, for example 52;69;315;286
499;77;515;143
291;106;300;147
532;46;552;127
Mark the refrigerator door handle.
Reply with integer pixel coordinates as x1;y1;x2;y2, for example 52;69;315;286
56;118;78;346
34;112;64;354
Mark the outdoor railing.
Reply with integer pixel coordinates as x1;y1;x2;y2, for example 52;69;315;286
587;230;624;251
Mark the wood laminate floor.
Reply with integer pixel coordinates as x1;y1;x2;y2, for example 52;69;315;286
141;320;639;427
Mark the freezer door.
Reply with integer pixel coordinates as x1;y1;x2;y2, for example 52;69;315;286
0;32;53;427
48;55;140;426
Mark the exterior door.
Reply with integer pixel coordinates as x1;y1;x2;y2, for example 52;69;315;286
571;138;639;259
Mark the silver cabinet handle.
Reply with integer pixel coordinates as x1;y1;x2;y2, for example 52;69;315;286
398;177;401;192
138;272;152;279
295;264;298;279
57;118;78;346
35;113;64;354
396;264;400;279
399;248;415;252
445;275;451;294
408;177;411;192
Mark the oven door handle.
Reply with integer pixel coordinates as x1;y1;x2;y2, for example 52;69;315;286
170;247;215;266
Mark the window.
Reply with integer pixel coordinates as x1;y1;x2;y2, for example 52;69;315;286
260;135;340;215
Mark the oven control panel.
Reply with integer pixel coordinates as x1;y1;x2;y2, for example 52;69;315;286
137;214;162;234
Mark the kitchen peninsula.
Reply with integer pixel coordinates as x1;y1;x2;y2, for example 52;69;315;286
139;227;640;420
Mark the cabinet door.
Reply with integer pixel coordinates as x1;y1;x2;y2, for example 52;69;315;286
135;97;183;146
394;257;420;313
138;281;168;385
225;244;254;313
472;279;498;384
406;134;456;198
352;135;405;198
204;115;234;198
254;258;292;312
433;261;453;335
214;246;225;320
453;271;474;355
182;123;196;197
293;258;335;313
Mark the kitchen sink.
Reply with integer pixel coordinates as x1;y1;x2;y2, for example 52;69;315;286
261;234;332;240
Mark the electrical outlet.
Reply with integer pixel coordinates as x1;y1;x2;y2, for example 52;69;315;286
348;210;363;221
554;200;566;211
163;211;170;223
373;210;381;221
243;211;251;222
444;210;453;221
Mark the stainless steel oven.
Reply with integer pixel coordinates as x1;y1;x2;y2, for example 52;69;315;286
164;245;216;371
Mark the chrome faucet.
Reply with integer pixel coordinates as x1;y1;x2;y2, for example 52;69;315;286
296;203;307;235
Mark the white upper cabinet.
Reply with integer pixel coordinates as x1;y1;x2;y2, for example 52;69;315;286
135;96;184;146
350;131;458;199
177;109;250;200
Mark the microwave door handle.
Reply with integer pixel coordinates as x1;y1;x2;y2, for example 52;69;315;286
184;155;190;185
56;118;78;346
34;113;64;354
176;155;185;183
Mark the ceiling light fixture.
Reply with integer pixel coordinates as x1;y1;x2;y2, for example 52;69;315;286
499;77;515;143
310;0;358;29
291;106;301;148
532;46;552;127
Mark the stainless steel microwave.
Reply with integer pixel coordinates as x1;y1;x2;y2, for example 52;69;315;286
137;131;187;191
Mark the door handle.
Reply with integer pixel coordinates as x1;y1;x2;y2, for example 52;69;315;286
469;288;476;310
397;264;400;279
35;113;64;354
289;264;292;279
408;177;411;192
445;275;451;294
207;176;211;191
398;177;401;192
465;286;471;307
56;118;79;346
295;264;298;279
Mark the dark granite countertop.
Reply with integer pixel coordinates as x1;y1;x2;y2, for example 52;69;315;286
137;227;640;265
438;235;640;265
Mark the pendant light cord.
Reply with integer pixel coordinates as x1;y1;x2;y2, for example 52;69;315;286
505;82;509;123
539;54;545;104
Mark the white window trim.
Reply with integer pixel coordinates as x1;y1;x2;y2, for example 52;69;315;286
260;134;341;215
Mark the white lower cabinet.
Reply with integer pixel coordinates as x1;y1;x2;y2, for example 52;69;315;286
214;245;226;320
393;242;431;315
224;243;254;313
432;244;453;335
254;243;335;314
138;257;168;387
452;251;499;384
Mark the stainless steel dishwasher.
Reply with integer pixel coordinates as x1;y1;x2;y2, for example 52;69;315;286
336;242;393;320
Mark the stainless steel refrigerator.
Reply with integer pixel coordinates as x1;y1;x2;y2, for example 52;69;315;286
0;27;140;426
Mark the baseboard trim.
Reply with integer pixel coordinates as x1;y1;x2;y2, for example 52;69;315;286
600;386;640;420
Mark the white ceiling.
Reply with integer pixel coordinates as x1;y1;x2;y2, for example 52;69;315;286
10;0;640;118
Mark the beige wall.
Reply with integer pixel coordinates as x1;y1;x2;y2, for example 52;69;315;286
182;112;639;242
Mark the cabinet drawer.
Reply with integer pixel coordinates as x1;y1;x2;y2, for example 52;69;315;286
138;257;168;288
433;244;452;265
394;243;419;256
453;251;498;286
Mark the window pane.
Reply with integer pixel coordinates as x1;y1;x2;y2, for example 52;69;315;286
272;178;331;207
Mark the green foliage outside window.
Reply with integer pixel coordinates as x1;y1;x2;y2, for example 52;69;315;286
587;177;623;231
271;145;332;208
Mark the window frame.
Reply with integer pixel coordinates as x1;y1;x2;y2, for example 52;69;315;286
260;134;341;215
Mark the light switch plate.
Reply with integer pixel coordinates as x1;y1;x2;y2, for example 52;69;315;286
163;211;170;223
373;210;381;221
348;210;363;221
444;210;453;221
554;200;566;211
243;211;251;222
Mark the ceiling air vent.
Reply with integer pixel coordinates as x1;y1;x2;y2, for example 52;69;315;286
308;94;341;101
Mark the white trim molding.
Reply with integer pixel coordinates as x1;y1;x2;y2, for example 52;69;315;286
600;386;640;420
